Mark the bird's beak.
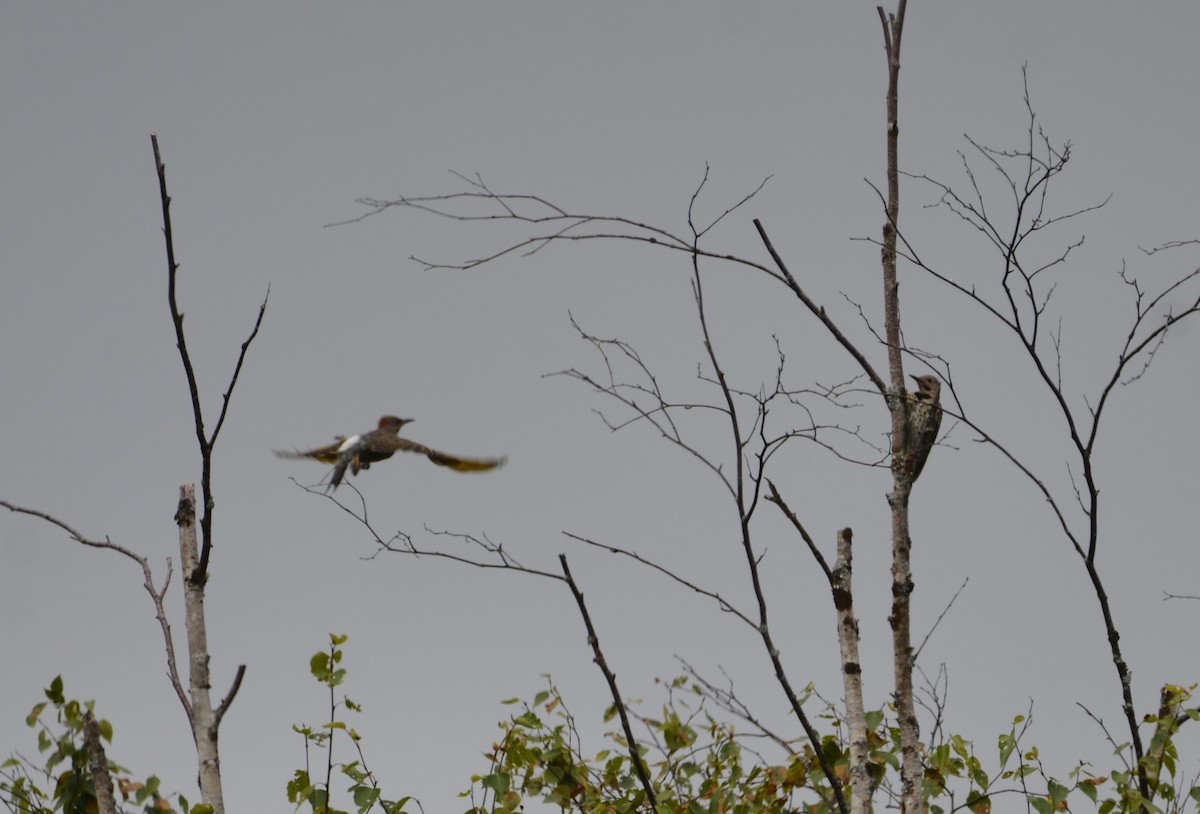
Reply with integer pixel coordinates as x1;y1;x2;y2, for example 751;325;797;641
909;374;919;384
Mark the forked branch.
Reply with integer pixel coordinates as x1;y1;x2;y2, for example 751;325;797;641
151;133;269;586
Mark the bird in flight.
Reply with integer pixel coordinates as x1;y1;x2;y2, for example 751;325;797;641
275;415;506;491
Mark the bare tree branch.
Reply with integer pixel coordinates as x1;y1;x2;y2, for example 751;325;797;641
764;480;833;583
151;133;269;586
754;219;888;396
563;531;755;628
899;72;1200;801
559;555;659;814
0;500;191;718
913;578;969;663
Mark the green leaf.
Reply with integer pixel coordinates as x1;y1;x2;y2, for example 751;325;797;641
1047;779;1069;807
951;734;970;760
341;761;367;782
481;772;510;795
969;759;988;789
353;784;381;812
965;791;990;814
46;676;64;705
998;733;1015;769
662;715;695;754
512;711;542;729
25;702;47;728
287;769;313;804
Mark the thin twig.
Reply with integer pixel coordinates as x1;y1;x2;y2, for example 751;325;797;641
913;578;969;663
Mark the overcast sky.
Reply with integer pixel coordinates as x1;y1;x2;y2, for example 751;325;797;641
3;3;1199;811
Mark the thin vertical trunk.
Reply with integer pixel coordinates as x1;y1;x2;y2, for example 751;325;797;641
877;4;923;814
83;711;118;814
177;483;226;814
835;529;873;814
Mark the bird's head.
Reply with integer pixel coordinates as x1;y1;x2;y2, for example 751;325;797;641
378;415;413;431
909;374;941;399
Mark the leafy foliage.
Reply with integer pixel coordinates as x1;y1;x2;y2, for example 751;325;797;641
5;655;1196;814
289;634;413;814
0;677;191;814
462;678;1200;814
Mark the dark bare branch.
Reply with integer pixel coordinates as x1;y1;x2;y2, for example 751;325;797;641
151;134;269;586
559;555;659;814
563;531;755;628
764;480;833;584
754;219;888;395
214;664;247;728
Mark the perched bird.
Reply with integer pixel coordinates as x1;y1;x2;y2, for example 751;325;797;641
904;374;942;484
275;415;506;491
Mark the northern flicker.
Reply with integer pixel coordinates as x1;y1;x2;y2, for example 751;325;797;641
275;415;506;491
904;374;942;483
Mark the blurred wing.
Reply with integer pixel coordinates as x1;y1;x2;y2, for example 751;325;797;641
389;437;506;472
273;436;347;465
425;449;507;472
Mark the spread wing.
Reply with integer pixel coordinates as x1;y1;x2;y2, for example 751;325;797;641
275;433;505;490
387;437;507;473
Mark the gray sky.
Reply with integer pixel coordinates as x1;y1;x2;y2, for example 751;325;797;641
3;2;1199;811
